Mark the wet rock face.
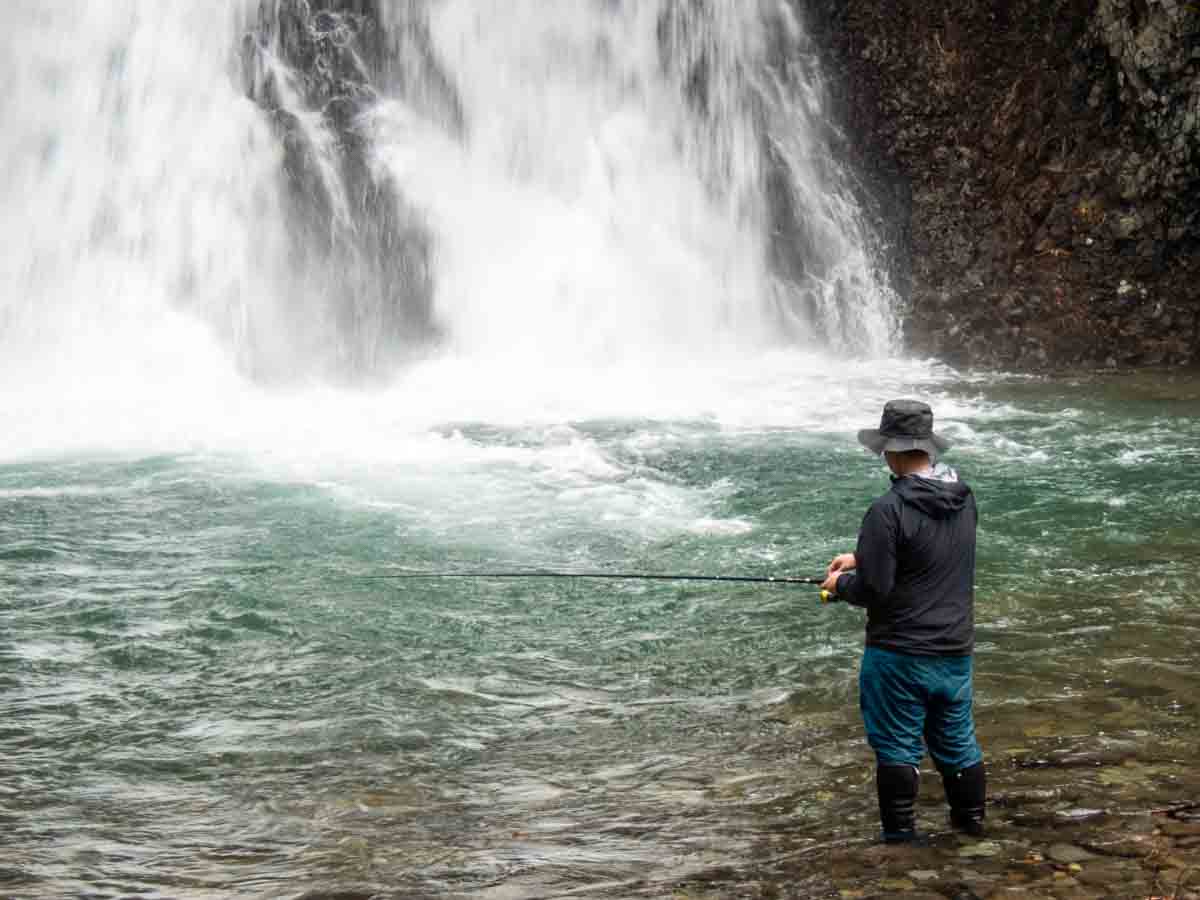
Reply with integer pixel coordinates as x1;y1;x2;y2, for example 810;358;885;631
242;0;436;380
802;0;1200;370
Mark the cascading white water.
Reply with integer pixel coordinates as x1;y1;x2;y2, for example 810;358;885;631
371;0;898;361
1;0;896;372
0;0;908;460
370;0;768;361
0;0;283;375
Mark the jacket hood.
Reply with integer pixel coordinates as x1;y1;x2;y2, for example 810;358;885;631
891;464;972;518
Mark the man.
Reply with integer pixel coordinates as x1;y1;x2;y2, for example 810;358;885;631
820;399;985;844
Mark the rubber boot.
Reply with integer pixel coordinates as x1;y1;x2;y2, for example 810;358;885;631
876;763;924;844
941;761;986;837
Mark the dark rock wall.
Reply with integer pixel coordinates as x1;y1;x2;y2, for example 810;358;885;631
803;0;1200;369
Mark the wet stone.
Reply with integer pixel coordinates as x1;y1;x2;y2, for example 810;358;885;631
1003;869;1034;884
1009;810;1066;829
1079;834;1157;858
1162;820;1200;837
1017;748;1132;770
1118;814;1158;834
1053;808;1107;824
960;874;1002;896
1048;886;1099;899
907;869;941;882
993;788;1064;806
1073;859;1137;887
1046;844;1097;864
960;841;1005;858
1154;862;1200;894
1118;879;1157;898
1096;765;1146;787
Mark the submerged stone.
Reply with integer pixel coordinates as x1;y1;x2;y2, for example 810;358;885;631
1080;859;1142;888
1054;808;1107;823
959;840;1004;858
907;869;941;882
1080;835;1157;859
993;787;1063;805
1046;843;1097;864
1161;821;1200;837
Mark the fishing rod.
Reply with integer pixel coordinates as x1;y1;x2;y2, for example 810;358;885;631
362;570;840;600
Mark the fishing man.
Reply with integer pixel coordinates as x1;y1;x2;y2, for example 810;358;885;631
820;399;985;843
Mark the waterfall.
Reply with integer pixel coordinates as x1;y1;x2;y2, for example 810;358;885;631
0;0;898;387
0;0;284;378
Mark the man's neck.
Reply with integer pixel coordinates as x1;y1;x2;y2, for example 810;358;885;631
887;454;934;478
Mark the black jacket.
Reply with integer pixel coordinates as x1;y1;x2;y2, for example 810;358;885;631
835;468;977;656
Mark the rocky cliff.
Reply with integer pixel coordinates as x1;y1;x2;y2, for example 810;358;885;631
804;0;1200;369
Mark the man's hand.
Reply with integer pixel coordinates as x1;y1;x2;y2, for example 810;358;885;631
822;553;856;594
827;553;856;576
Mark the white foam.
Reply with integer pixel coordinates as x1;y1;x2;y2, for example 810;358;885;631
1117;448;1154;466
687;517;755;537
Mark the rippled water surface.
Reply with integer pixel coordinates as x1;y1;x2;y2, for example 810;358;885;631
3;366;1199;898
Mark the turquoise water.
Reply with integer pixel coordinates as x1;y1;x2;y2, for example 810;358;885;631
2;366;1199;897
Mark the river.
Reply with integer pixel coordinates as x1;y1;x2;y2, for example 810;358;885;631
3;360;1199;897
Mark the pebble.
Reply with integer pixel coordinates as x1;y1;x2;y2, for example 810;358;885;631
907;869;941;882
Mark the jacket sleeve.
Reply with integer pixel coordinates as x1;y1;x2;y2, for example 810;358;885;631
835;498;898;608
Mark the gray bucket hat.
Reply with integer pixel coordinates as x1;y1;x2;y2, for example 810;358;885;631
857;399;951;458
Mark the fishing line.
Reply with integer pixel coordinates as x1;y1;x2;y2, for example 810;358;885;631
361;571;825;585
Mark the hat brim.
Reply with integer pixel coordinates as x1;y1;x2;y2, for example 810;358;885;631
857;429;951;457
